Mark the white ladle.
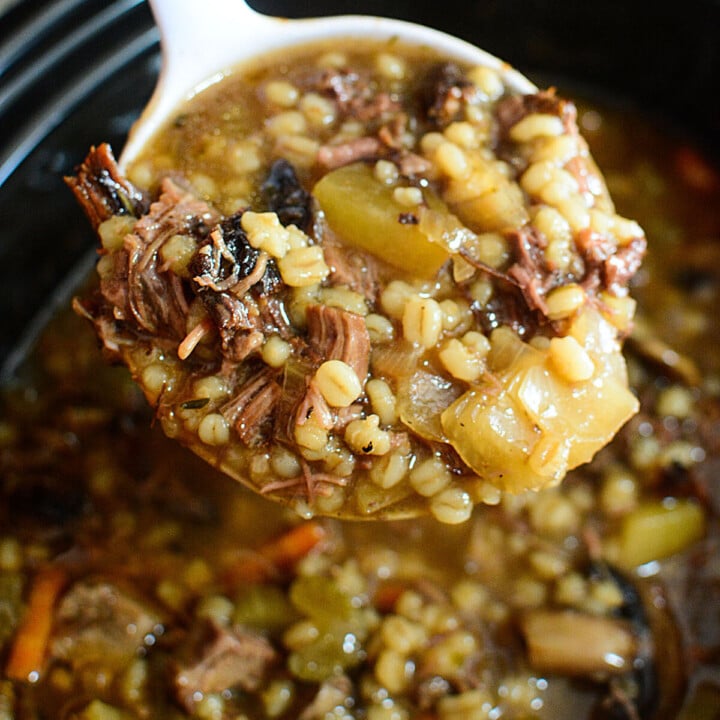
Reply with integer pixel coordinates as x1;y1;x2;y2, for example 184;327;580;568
110;0;540;520
119;0;536;169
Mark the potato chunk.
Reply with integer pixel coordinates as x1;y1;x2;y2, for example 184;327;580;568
314;163;450;279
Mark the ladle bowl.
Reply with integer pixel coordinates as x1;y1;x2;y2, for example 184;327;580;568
96;0;633;523
119;0;536;168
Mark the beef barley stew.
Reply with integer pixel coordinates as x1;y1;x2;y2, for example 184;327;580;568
69;41;643;521
1;40;719;720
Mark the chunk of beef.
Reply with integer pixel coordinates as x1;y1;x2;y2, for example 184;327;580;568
192;213;281;297
322;240;380;302
64;143;148;228
51;580;161;671
317;69;401;123
575;228;616;266
495;89;578;139
220;366;282;446
395;152;433;178
261;159;312;231
78;175;216;348
576;229;647;296
506;225;552;317
120;179;216;340
173;620;277;712
479;289;541;338
317;136;385;170
422;62;478;129
305;304;370;382
295;380;336;432
603;236;647;294
316;137;431;177
190;213;284;363
287;304;372;436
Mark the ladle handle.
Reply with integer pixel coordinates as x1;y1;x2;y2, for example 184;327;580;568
149;0;274;87
121;0;276;167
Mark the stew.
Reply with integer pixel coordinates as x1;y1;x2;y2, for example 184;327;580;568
0;40;718;720
69;41;643;521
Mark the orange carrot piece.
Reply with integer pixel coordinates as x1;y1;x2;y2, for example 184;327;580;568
224;552;276;586
260;521;327;571
224;521;327;589
373;581;407;614
6;566;67;681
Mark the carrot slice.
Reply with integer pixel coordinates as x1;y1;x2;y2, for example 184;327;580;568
373;581;407;614
260;521;327;571
6;566;68;681
224;521;327;588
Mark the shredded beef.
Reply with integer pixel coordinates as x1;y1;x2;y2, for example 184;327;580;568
64;143;148;228
317;136;385;170
295;381;335;431
190;212;284;363
422;62;478;129
603;236;647;294
322;240;380;302
119;179;216;340
261;159;313;231
275;305;372;440
495;89;578;139
192;213;281;297
305;304;371;382
317;69;401;123
173;620;277;712
576;229;647;295
200;291;251;341
220;366;282;446
575;228;616;266
287;304;372;434
396;152;433;177
505;226;553;317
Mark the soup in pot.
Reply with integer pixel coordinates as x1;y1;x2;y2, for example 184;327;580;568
1;39;718;720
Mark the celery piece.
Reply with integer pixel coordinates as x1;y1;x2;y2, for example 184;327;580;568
313;163;450;279
290;575;354;623
288;626;364;681
234;585;298;632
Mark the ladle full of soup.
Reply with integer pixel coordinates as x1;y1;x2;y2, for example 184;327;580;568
67;0;646;521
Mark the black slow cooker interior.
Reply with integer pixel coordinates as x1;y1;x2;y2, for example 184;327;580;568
1;0;718;376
